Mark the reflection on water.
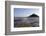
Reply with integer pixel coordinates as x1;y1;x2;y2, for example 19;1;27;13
14;17;39;27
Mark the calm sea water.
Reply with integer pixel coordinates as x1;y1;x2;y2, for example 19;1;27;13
14;17;39;27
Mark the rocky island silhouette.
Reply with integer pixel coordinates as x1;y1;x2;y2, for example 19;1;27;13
28;14;39;17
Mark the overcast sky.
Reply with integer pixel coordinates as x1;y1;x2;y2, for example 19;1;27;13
14;8;39;17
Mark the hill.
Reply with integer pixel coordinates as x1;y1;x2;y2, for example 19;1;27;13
28;14;39;17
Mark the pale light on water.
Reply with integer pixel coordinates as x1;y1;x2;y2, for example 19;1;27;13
14;17;39;27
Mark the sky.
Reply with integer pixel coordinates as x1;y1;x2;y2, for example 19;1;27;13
14;8;39;17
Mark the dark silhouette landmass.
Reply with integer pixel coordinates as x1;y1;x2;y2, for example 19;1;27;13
28;14;39;17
